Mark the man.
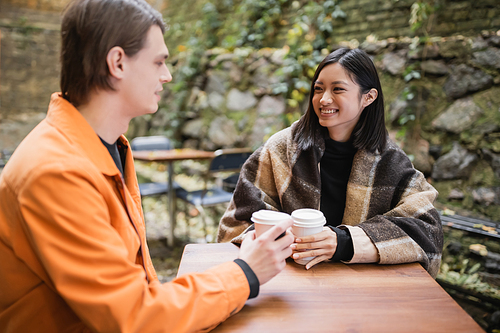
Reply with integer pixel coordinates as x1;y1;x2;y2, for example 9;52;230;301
0;0;294;332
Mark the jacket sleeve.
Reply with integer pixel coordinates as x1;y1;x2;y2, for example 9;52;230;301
19;166;249;333
342;226;379;263
349;148;443;278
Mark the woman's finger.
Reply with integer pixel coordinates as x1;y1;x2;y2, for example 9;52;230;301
292;238;336;251
292;247;330;259
294;228;330;243
305;255;330;270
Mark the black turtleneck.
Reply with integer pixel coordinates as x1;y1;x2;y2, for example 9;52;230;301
99;137;125;177
320;138;357;261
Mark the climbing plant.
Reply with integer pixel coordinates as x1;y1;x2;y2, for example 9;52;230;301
161;0;347;133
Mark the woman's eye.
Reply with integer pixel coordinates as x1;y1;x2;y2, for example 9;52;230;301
314;86;323;92
333;87;344;92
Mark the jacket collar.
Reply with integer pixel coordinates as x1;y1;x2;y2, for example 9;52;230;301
45;93;128;177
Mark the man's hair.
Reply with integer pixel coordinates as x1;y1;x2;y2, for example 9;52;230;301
60;0;165;107
293;47;387;153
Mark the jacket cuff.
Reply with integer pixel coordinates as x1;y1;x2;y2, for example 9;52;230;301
341;225;379;263
233;259;260;299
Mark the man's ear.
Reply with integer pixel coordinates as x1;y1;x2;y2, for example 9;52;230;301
362;88;378;108
107;46;126;80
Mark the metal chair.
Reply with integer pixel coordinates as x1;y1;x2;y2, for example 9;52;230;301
0;149;12;173
130;136;179;196
222;173;240;193
175;148;253;239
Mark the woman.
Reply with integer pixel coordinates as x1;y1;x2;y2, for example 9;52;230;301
217;48;443;277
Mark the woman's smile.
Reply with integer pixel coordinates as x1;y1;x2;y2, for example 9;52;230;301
320;107;339;114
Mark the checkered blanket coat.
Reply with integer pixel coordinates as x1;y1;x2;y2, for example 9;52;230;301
217;123;443;278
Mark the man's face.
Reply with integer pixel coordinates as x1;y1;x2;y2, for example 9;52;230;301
121;25;171;118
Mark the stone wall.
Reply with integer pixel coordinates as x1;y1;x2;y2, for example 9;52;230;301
1;0;500;219
331;0;500;43
140;32;500;220
0;3;61;151
0;0;164;11
160;0;500;52
1;0;68;11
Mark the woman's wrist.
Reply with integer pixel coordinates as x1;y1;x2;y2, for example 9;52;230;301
327;226;354;261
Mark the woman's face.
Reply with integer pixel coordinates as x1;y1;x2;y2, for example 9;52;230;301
312;63;374;142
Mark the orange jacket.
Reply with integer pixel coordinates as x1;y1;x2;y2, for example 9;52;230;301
0;93;249;333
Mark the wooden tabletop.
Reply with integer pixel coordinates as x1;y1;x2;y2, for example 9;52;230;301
177;243;484;333
133;149;215;162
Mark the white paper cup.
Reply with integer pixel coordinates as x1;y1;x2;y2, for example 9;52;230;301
291;209;326;265
251;210;291;238
291;208;325;224
291;223;324;237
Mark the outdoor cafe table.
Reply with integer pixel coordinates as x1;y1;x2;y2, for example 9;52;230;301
133;149;215;246
177;243;484;333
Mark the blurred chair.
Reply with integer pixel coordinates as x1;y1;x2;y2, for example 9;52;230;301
0;149;12;173
175;148;253;239
130;135;179;197
221;173;240;193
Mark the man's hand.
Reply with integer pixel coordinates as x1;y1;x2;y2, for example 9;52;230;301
291;227;338;270
238;219;294;285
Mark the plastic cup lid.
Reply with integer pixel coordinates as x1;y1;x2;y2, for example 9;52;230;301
292;220;326;227
251;210;291;225
291;208;325;224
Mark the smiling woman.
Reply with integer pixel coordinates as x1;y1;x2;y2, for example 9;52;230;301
312;63;378;142
294;48;387;154
218;47;444;278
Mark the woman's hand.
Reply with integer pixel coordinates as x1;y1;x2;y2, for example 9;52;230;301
291;227;337;270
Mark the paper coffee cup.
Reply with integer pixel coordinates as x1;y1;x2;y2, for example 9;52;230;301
251;210;291;238
291;209;326;265
291;208;325;224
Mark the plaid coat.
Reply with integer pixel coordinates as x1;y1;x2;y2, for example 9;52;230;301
218;123;443;278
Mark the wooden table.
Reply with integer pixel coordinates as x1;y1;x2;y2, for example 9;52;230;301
133;149;215;246
177;243;484;333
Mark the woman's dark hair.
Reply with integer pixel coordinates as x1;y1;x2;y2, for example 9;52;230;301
60;0;165;107
293;47;387;153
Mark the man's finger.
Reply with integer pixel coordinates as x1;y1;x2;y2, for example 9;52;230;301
244;230;256;241
278;242;293;261
275;230;294;249
261;218;293;241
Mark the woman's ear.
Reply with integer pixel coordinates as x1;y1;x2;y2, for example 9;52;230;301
106;46;126;80
362;88;378;108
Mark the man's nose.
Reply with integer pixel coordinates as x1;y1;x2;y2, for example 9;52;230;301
161;67;172;83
